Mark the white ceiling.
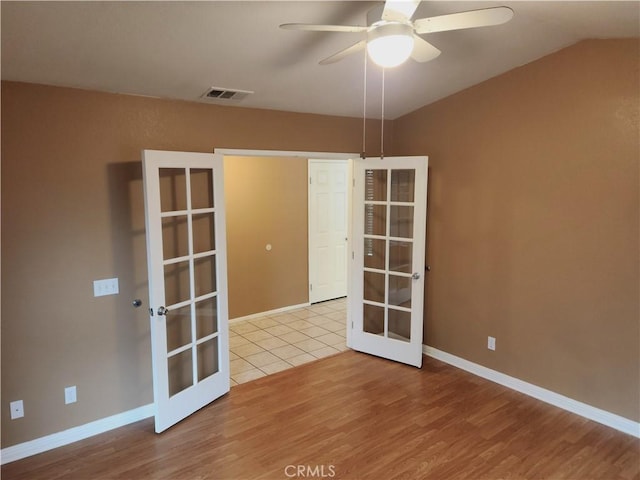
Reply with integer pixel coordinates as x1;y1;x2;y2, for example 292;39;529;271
2;1;638;120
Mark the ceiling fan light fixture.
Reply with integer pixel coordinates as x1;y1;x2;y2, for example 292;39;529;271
366;23;414;68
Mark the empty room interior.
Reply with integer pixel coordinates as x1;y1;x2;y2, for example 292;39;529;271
1;1;639;479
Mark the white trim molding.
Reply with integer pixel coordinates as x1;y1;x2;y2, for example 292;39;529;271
214;148;357;160
424;345;640;438
229;302;311;325
5;347;637;465
0;404;154;465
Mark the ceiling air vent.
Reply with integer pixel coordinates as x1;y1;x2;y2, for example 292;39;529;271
201;86;253;102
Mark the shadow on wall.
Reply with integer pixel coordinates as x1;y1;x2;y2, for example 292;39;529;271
107;161;153;408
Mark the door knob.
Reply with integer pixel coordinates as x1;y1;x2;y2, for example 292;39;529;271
412;272;421;280
157;306;169;316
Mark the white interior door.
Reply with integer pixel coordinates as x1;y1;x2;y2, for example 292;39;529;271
349;156;428;368
308;159;349;303
142;150;230;433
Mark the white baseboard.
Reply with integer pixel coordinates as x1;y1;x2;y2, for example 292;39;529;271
0;302;311;465
5;346;636;465
229;302;311;324
0;403;154;465
424;345;640;438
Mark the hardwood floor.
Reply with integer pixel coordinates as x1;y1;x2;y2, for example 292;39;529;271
3;352;639;480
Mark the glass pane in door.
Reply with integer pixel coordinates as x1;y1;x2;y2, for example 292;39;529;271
195;297;219;339
160;168;187;212
390;206;414;238
364;205;386;236
389;241;412;273
191;169;214;209
194;255;217;298
164;261;190;306
192;213;216;253
365;169;387;201
364;238;386;270
168;349;193;396
363;304;384;335
166;304;192;352
162;216;189;259
197;339;219;381
388;275;411;308
364;271;385;303
390;170;415;202
388;309;411;342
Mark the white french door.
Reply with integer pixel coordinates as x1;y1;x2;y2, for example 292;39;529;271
142;150;230;433
308;159;349;303
349;156;428;368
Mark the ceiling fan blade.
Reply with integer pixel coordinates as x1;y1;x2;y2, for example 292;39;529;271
414;6;514;34
382;0;422;22
319;40;367;65
280;23;367;33
411;35;441;62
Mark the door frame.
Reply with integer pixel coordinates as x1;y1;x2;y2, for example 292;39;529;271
215;149;357;348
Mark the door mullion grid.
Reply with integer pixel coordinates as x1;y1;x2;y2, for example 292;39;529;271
384;168;392;339
168;342;194;358
144;151;231;433
160;210;189;218
185;167;198;387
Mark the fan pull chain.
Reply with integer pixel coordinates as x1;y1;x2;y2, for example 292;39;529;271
361;48;368;159
380;68;385;159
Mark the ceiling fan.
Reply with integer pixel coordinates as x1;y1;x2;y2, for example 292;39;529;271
280;1;514;68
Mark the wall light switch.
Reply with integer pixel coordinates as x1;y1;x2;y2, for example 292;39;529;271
10;400;24;419
93;278;119;297
65;386;77;404
488;336;496;351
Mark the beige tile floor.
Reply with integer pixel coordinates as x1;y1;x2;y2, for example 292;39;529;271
229;298;348;385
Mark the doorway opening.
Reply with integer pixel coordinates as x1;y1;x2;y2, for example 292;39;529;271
142;149;428;432
218;149;355;385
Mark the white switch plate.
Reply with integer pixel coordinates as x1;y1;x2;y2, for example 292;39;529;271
93;278;119;297
65;386;77;404
488;336;496;351
10;400;24;419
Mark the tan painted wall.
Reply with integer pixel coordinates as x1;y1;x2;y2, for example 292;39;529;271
225;156;309;319
393;39;640;421
0;82;389;447
2;38;639;449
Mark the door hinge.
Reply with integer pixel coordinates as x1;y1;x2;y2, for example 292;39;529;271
352;178;355;187
310;284;313;291
352;251;354;260
309;177;312;185
149;308;154;316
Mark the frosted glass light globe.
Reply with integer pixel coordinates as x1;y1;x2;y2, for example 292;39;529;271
366;22;414;68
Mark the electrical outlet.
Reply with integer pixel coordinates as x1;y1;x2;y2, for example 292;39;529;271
93;278;119;297
10;400;24;419
488;336;496;351
65;386;77;404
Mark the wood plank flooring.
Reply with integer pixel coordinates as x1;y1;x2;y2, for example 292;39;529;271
3;352;639;480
